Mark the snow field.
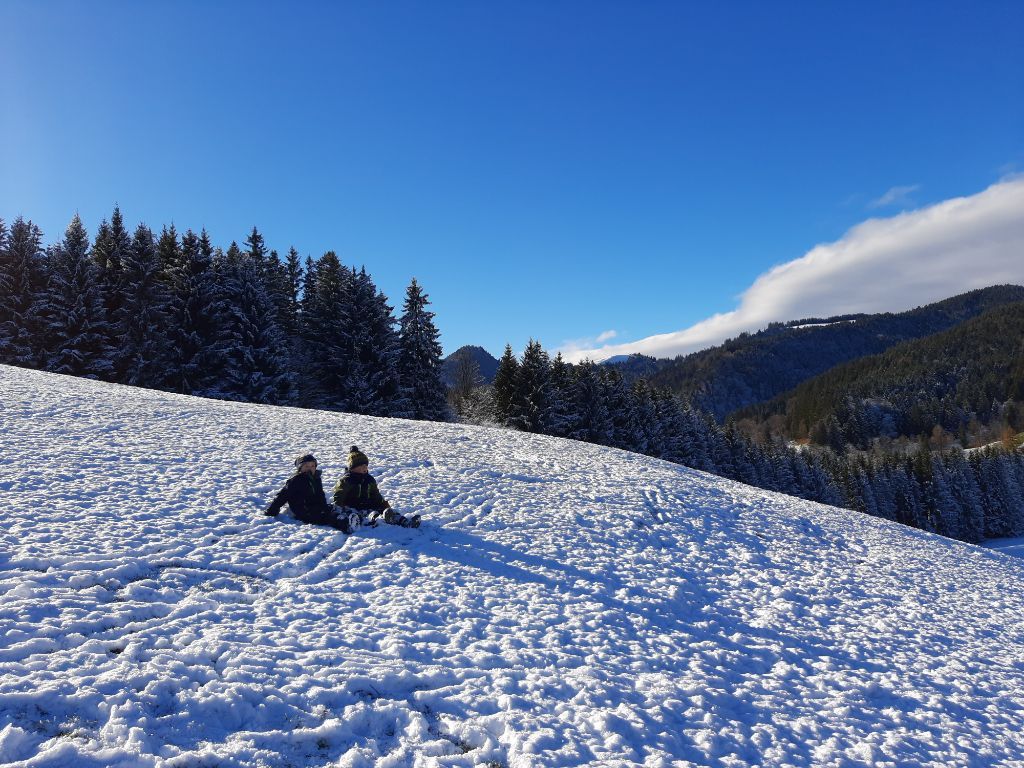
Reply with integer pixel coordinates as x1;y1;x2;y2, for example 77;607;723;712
3;365;1024;766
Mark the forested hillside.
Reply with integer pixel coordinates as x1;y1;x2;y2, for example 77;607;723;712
735;300;1024;449
482;340;1024;544
634;285;1024;420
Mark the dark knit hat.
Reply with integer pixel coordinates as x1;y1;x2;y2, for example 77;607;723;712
294;453;318;468
348;445;369;469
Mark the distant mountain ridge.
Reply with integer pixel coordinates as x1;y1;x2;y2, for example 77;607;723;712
610;285;1024;421
441;345;500;387
735;299;1024;447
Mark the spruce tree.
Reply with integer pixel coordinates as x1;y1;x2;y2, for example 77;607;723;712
156;224;182;279
115;223;171;388
545;352;576;438
569;361;613;444
281;246;303;338
0;218;8;303
0;217;47;367
92;206;132;354
342;267;402;415
493;344;519;426
43;214;114;379
299;251;352;408
244;226;268;270
603;367;642;451
397;278;450;421
0;219;10;359
634;380;666;457
509;339;550;432
165;228;222;395
218;247;295;404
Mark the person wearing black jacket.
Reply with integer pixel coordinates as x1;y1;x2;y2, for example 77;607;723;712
265;453;355;531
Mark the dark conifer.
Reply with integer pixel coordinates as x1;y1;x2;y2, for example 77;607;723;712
0;217;47;367
218;245;295;404
569;361;613;445
115;224;170;387
43;214;113;379
545;352;576;438
493;344;519;426
345;267;402;416
165;228;221;395
397;278;449;421
299;251;351;408
509;340;550;433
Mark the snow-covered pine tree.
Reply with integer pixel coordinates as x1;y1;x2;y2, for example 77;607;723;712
341;266;401;415
244;226;268;270
397;278;450;421
651;389;688;464
115;224;171;388
217;245;295;405
544;352;576;438
630;379;661;457
0;219;10;358
508;340;550;433
493;344;519;426
156;224;182;280
568;360;613;445
165;229;222;396
927;454;962;539
0;219;8;295
91;206;132;356
43;214;114;379
724;422;758;486
603;367;642;452
281;246;303;339
299;251;352;408
944;450;985;543
0;217;47;367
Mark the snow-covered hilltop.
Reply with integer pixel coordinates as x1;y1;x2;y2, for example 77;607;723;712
3;366;1024;767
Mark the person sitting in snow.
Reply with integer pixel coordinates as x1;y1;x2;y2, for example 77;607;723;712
333;446;419;528
264;453;359;532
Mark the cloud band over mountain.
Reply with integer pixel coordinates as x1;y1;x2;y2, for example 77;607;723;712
561;176;1024;363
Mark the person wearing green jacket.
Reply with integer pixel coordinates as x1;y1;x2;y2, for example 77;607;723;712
333;446;420;528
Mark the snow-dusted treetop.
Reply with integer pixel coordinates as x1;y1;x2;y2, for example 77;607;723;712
2;365;1024;767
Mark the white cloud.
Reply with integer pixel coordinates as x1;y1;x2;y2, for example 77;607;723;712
561;176;1024;363
868;184;921;209
558;330;619;359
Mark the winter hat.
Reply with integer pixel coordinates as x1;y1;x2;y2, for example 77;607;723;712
294;453;318;468
348;446;369;469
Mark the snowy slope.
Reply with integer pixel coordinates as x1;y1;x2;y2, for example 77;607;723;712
3;366;1024;768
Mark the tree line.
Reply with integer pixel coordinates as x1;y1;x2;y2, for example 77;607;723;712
0;207;449;421
478;340;1024;544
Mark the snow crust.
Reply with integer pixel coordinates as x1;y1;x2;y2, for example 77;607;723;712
3;365;1024;767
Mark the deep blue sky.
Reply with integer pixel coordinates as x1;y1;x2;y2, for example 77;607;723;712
2;1;1021;357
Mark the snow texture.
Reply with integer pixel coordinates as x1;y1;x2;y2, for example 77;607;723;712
3;365;1024;767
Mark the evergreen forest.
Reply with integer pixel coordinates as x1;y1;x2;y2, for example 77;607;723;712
0;208;450;422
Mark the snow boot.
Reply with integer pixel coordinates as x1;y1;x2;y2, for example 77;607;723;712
335;508;361;534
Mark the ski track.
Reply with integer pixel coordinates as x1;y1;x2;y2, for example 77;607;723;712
3;366;1024;766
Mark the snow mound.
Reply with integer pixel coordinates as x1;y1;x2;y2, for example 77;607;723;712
3;365;1024;767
